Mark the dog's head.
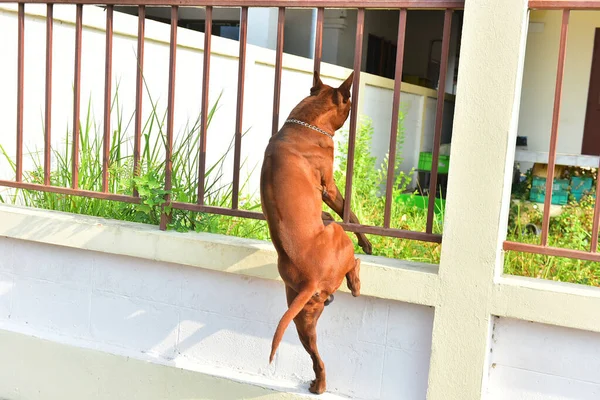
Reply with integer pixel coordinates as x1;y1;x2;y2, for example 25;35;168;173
290;71;354;134
310;71;354;132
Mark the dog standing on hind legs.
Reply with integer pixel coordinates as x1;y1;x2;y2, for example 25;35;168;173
260;70;373;395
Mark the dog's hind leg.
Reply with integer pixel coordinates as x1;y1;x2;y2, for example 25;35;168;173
286;286;327;394
346;257;361;297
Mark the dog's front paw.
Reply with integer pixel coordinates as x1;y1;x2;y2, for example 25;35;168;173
309;379;326;395
359;236;373;255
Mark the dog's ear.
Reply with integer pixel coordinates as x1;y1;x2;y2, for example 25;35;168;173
338;72;354;101
310;70;324;95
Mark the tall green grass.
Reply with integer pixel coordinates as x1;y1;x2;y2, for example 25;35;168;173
0;83;268;238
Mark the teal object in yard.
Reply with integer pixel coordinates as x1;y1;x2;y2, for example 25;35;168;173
529;187;568;205
531;176;569;191
570;176;594;201
529;176;569;205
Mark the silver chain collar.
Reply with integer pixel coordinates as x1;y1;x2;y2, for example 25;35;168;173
285;119;334;140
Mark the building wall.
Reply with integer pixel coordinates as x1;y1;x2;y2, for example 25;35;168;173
518;10;600;155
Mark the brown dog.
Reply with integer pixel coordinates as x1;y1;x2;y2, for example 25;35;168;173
260;71;373;394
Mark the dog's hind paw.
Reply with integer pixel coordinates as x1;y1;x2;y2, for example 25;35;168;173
324;294;334;306
309;379;326;394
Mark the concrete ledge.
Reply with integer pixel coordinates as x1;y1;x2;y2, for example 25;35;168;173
0;204;440;306
0;329;312;400
493;275;600;334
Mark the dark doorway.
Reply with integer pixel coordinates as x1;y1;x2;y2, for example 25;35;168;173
582;28;600;156
366;34;397;79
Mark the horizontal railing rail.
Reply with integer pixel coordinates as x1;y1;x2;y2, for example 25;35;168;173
0;0;464;244
504;0;600;262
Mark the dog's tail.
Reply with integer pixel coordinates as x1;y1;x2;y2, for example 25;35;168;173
269;284;318;363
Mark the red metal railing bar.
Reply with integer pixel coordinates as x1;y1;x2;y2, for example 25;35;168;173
0;180;140;204
197;6;213;205
231;6;248;209
170;200;442;242
529;1;600;9
336;221;442;242
540;9;569;247
0;1;466;7
342;7;365;223
383;8;407;229
160;5;178;230
133;5;145;197
271;7;285;136
44;4;53;186
504;241;600;263
16;3;24;182
313;7;324;75
171;200;264;219
426;8;452;234
102;5;113;193
72;4;83;189
0;171;443;242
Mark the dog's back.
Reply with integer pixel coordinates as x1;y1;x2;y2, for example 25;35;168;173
260;129;330;260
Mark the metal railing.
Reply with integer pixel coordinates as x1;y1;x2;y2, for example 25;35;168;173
0;0;465;244
503;0;600;262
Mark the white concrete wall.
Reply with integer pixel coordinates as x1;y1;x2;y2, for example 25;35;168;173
517;10;600;155
4;206;600;399
0;232;434;399
487;318;600;399
0;4;450;199
363;85;423;175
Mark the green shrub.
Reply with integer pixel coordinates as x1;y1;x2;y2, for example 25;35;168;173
331;113;442;263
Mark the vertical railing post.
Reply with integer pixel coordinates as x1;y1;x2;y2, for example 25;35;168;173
72;4;83;190
44;4;53;186
232;6;248;210
197;6;213;206
133;6;145;197
160;6;178;230
16;3;25;183
102;5;113;193
342;8;365;223
383;8;407;229
540;9;570;247
271;7;285;136
426;8;453;234
313;7;324;75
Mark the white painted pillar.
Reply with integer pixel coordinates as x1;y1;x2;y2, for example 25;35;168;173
426;1;529;399
321;9;349;67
